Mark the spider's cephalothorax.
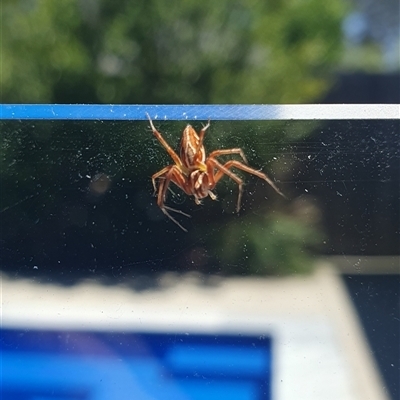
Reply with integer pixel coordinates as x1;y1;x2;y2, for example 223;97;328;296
147;113;284;231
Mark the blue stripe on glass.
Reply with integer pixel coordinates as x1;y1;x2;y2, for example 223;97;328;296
1;104;398;120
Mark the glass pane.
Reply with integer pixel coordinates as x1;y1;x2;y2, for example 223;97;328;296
1;106;398;400
1;116;398;277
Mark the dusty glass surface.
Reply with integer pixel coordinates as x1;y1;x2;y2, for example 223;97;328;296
1;118;398;279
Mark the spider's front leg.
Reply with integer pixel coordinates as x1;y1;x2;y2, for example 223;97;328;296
146;113;183;168
195;120;211;153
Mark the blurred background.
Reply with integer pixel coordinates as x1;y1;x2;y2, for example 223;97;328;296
1;0;399;399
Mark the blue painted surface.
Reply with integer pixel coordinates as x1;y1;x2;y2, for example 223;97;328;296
0;329;272;400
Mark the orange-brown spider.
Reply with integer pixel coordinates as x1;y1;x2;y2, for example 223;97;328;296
147;113;284;231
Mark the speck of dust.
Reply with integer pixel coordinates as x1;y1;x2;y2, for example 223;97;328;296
33;265;38;269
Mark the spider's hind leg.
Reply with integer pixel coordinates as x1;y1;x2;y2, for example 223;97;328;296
163;205;191;218
156;166;192;232
162;206;191;232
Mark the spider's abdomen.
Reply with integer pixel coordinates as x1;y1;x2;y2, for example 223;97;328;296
189;170;210;199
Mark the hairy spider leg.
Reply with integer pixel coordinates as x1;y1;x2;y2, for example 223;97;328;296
146;113;183;168
209;150;286;200
209;148;249;165
194;120;210;154
151;166;172;195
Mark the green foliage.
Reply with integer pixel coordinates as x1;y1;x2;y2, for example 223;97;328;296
340;43;388;73
214;213;323;275
211;198;324;275
2;0;347;104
